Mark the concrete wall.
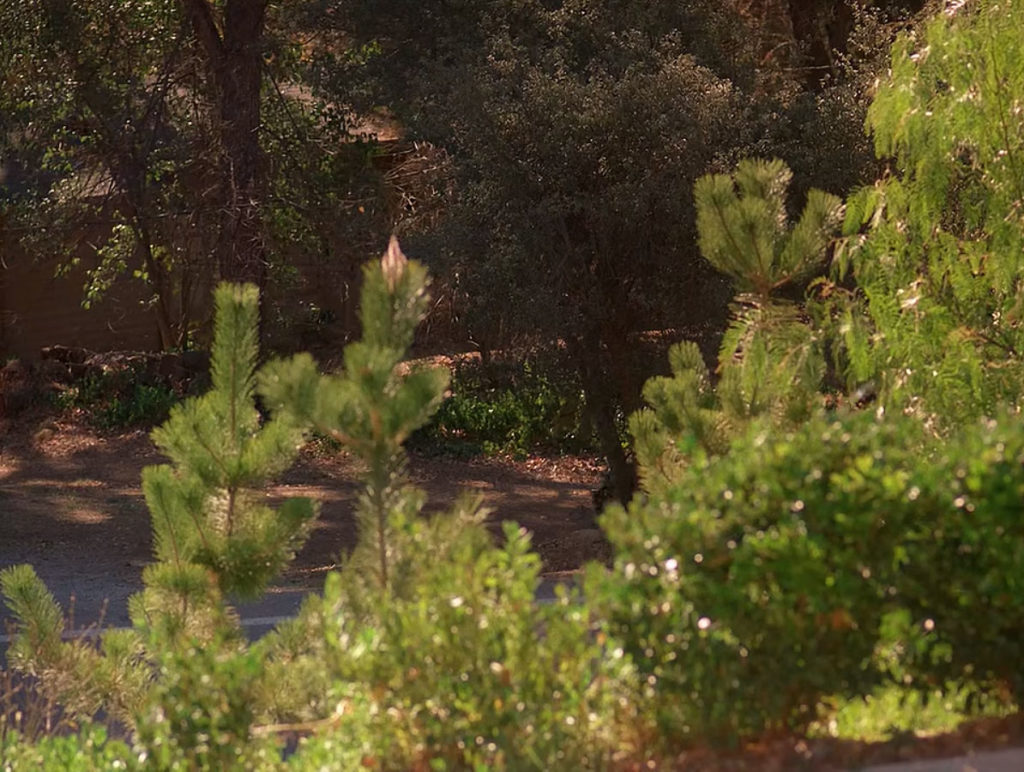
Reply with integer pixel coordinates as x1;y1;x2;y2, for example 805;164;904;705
0;139;450;360
0;246;162;360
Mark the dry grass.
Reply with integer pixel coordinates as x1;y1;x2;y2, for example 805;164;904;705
0;665;74;744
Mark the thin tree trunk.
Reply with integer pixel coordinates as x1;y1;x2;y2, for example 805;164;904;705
572;332;637;506
136;226;177;350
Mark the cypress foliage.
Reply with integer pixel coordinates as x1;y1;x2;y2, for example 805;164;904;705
833;0;1024;424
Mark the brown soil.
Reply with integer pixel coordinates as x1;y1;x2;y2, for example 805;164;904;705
669;714;1024;771
0;407;606;628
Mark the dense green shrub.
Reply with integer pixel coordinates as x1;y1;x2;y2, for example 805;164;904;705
1;725;132;771
594;406;1024;746
593;411;921;743
100;383;179;430
54;372;179;431
413;360;590;457
134;641;281;771
891;411;1024;699
267;514;639;769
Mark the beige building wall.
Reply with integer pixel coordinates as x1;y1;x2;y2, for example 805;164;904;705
0;243;162;360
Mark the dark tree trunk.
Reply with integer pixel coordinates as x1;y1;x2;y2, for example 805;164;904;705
571;331;637;506
180;0;268;290
214;1;267;288
783;0;928;88
558;213;640;506
136;225;178;349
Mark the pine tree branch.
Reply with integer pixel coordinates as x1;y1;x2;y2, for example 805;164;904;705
973;329;1019;357
985;25;1024;206
250;717;334;737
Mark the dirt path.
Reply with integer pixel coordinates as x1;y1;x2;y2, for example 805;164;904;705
0;415;605;629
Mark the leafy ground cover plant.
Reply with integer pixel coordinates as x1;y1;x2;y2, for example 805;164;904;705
412;358;591;458
891;411;1024;701
53;371;180;431
822;681;1016;744
1;724;133;771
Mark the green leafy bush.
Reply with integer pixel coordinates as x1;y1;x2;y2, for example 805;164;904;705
134;640;281;771
823;680;1015;743
269;513;639;769
54;372;179;431
99;383;179;430
592;411;920;743
594;406;1024;746
890;411;1024;700
413;360;590;458
1;725;132;771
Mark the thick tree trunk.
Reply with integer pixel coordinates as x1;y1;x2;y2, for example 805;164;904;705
180;0;268;290
214;1;267;288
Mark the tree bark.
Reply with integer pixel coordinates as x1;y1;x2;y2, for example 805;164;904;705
180;0;269;289
135;225;178;349
572;331;637;506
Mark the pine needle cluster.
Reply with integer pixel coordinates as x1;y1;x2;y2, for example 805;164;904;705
1;283;316;725
259;237;449;592
632;159;842;491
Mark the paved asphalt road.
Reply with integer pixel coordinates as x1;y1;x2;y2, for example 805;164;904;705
0;576;571;647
